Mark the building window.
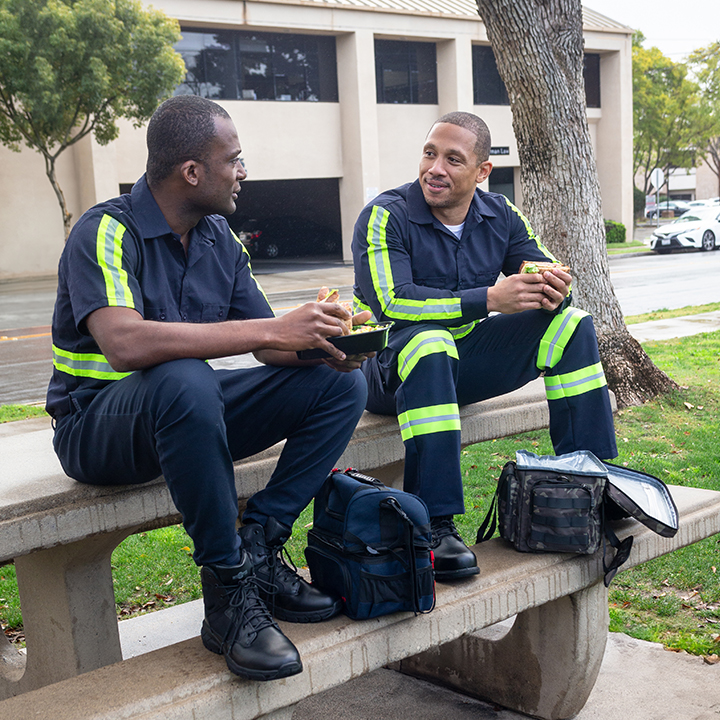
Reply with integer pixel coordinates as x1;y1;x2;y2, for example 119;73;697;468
375;40;438;104
473;46;509;106
488;167;514;203
473;45;601;108
175;29;338;102
583;53;601;108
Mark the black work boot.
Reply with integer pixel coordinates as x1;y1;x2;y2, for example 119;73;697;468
200;552;302;681
239;517;342;623
430;515;480;582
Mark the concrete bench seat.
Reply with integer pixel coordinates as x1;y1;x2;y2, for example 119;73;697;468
1;484;719;720
3;377;719;719
0;380;550;701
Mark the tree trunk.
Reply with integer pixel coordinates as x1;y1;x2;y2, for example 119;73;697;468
44;153;73;240
475;0;676;406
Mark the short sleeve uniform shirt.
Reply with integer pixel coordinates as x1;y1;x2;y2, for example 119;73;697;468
46;175;273;419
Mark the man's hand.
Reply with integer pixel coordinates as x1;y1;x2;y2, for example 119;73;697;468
322;309;374;372
487;267;572;314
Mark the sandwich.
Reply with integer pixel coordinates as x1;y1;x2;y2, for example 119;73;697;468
317;287;353;333
519;260;570;275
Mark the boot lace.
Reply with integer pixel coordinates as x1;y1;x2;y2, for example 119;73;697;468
252;539;302;615
224;574;276;646
430;516;462;546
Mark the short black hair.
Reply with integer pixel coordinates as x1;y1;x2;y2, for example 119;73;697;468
146;95;231;185
433;112;492;165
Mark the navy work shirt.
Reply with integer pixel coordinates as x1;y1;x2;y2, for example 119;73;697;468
352;180;565;337
46;175;273;419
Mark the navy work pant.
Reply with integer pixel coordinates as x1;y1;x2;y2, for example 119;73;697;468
362;309;617;518
53;359;367;566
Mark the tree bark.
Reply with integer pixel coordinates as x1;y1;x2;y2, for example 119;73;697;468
475;0;676;406
43;153;73;241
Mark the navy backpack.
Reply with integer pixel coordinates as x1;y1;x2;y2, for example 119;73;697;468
305;469;436;620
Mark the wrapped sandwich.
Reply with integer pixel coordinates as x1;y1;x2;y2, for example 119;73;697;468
519;260;570;274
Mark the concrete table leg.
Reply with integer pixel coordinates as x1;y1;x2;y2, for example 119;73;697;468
0;529;135;699
397;580;609;720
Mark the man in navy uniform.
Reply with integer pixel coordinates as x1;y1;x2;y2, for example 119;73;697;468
47;95;371;681
352;112;617;581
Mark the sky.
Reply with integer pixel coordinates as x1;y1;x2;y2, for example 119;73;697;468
585;1;720;60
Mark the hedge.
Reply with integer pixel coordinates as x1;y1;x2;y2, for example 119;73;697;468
604;219;626;244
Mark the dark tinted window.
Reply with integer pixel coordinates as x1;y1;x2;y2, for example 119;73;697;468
375;40;438;104
584;53;601;108
473;45;602;108
175;29;338;102
488;166;514;203
473;46;508;106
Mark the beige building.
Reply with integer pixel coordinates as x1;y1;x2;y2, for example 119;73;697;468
0;2;633;279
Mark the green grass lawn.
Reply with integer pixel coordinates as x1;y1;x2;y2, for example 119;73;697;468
1;319;719;658
606;240;649;255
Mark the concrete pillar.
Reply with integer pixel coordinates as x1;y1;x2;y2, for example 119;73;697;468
0;529;134;699
336;30;382;262
595;48;634;235
436;37;475;115
397;580;609;720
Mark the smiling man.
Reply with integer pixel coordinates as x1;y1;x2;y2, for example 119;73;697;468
47;95;372;682
352;112;617;581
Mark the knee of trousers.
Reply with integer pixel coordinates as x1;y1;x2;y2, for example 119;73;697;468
537;309;600;373
397;327;458;383
142;359;225;425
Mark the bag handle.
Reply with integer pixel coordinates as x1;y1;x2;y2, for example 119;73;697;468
602;514;634;587
476;492;498;544
344;468;386;488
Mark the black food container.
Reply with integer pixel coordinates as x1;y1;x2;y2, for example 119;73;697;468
296;322;393;360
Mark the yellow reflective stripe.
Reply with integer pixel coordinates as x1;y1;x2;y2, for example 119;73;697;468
52;345;132;381
229;230;273;310
449;320;480;340
366;206;463;322
536;307;589;370
544;362;607;400
352;295;373;318
398;403;461;441
96;214;135;309
505;198;558;262
398;330;457;381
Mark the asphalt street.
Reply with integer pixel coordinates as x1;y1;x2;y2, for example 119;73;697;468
2;248;720;405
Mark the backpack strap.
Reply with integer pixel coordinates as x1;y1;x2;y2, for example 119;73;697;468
380;497;435;615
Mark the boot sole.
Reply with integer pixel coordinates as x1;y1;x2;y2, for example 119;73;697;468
434;565;480;582
201;623;303;681
272;598;343;624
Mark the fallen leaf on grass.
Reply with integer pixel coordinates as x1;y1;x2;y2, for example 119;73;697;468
684;402;694;410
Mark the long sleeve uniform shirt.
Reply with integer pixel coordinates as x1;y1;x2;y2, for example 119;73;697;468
352;180;565;339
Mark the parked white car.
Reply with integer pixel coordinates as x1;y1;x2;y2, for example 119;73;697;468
649;208;720;253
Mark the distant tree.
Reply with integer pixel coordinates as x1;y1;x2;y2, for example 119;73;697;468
632;33;713;196
0;0;186;239
475;0;676;406
689;42;720;197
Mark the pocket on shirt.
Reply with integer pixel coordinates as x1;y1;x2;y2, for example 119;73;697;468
201;304;230;322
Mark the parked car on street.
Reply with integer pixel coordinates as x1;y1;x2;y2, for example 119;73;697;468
645;200;691;219
687;199;720;210
649;208;720;254
231;216;341;258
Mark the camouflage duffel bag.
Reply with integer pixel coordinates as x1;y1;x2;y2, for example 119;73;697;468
476;450;636;586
